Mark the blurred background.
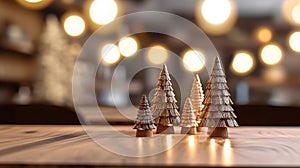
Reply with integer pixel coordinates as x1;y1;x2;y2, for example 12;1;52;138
1;0;300;125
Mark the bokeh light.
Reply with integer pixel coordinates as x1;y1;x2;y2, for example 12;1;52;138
16;0;52;10
263;66;286;83
201;0;232;25
288;31;300;52
182;49;206;72
196;0;237;35
260;43;283;66
254;26;273;43
62;13;86;37
231;51;255;75
89;0;118;25
100;43;121;65
292;4;300;24
118;37;138;57
146;45;168;65
282;0;300;26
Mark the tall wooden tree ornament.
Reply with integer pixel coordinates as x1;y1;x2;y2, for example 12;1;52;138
189;74;205;132
180;97;198;135
201;56;238;138
151;64;180;134
133;95;156;137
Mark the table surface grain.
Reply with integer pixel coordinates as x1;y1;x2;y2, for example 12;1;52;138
0;125;300;167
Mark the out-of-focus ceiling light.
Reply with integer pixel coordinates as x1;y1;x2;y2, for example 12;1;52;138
182;49;206;72
292;4;300;24
100;43;121;65
202;0;232;24
118;37;138;57
89;0;118;25
231;51;255;75
282;0;300;26
262;66;286;83
260;43;283;66
288;31;300;52
16;0;52;10
62;12;86;37
146;45;168;65
254;26;273;43
195;0;237;35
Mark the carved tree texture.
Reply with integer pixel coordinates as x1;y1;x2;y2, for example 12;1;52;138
201;57;238;128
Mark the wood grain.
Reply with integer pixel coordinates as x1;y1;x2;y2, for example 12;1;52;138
0;125;300;167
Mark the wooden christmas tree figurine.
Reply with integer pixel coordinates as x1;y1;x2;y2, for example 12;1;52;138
152;64;180;134
151;88;165;124
133;95;156;137
180;97;198;135
189;74;205;132
200;56;238;138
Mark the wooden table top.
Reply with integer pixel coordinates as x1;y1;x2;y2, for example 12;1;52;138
0;125;300;167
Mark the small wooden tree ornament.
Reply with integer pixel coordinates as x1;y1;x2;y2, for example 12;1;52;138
200;56;238;138
152;64;180;134
180;97;198;135
133;95;156;137
189;74;205;132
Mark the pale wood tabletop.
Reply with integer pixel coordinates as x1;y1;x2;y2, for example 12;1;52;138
0;125;300;167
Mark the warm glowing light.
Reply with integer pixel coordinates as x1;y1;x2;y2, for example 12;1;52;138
292;4;300;24
201;0;232;24
89;0;118;25
118;37;138;57
263;66;286;83
100;43;121;65
63;14;86;37
231;51;255;75
260;43;283;65
146;45;168;65
25;0;43;2
182;50;206;72
209;138;217;163
288;31;300;52
282;0;300;26
255;26;272;43
210;138;216;150
188;135;195;148
223;139;232;166
17;0;52;9
196;0;237;35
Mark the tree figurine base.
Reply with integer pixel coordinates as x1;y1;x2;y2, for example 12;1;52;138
209;127;228;138
181;127;197;135
136;129;153;137
156;125;174;134
197;126;203;132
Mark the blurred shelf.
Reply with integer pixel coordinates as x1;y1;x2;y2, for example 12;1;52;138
0;40;35;58
246;77;300;88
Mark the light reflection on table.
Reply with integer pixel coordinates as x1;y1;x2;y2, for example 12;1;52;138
1;126;300;167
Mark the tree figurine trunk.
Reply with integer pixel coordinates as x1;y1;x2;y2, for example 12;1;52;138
151;64;180;134
189;74;204;132
200;56;239;138
180;97;198;135
133;95;156;137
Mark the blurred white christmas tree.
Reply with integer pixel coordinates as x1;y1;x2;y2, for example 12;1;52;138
180;97;198;135
200;56;238;138
189;74;204;131
33;15;75;106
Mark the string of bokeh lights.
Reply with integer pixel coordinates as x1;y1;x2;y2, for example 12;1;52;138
16;0;300;75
